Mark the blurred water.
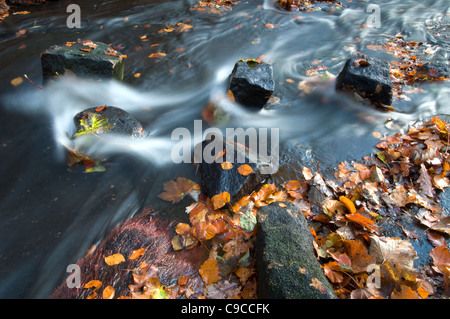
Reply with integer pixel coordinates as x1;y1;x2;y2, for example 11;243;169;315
0;0;449;298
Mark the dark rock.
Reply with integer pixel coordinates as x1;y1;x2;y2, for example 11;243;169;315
41;41;125;82
228;60;275;108
336;54;393;105
256;201;336;299
416;62;449;78
74;106;143;139
197;134;273;204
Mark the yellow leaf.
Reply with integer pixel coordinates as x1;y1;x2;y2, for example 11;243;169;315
339;196;356;214
104;253;125;266
211;191;230;210
221;161;233;170
102;286;115;299
10;77;23;87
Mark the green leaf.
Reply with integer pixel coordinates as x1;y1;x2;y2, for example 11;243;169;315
240;210;256;232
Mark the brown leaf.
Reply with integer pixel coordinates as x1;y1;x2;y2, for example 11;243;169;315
345;213;377;232
417;164;434;198
158;177;197;204
369;236;417;272
390;285;419;299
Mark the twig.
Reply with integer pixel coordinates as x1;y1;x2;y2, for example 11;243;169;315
24;74;43;90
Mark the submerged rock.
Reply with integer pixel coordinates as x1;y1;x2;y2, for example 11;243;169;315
197;134;273;205
336;54;393;105
256;201;336;299
41;41;125;82
228;60;275;108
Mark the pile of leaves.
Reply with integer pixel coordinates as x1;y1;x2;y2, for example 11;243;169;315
307;116;450;298
278;0;343;12
367;35;449;101
190;0;238;14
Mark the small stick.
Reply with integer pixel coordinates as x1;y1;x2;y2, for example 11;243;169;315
24;74;43;90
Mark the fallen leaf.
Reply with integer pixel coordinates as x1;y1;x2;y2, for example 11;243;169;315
390;285;419;299
102;286;115;299
339;196;356;214
84;280;102;291
10;77;23;87
148;52;167;58
430;216;450;235
211;191;230;210
199;259;221;285
310;277;327;294
104;253;125;266
129;248;146;260
345;213;377;232
237;164;253;176
221;161;233;170
369;236;417;272
158;177;197;204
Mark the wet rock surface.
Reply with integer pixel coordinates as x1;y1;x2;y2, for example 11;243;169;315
228;60;275;109
198;135;272;205
256;201;336;299
41;41;125;82
336;54;393;105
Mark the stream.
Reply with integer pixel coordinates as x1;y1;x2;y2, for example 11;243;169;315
0;0;449;298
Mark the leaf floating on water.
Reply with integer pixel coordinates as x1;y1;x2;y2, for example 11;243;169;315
148;52;166;58
104;253;125;266
221;161;233;170
158;177;198;204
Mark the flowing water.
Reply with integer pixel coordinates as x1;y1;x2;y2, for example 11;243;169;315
0;0;449;298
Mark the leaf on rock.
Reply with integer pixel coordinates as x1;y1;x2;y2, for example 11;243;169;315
129;248;146;260
199;259;221;285
221;161;233;170
158;177;197;204
237;164;253;176
104;253;125;266
84;280;102;291
102;285;115;299
211;191;230;210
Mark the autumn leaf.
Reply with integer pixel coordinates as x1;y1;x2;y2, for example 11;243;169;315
158;177;197;204
199;259;221;285
369;236;417;272
148;52;166;58
129;248;146;260
104;253;125;266
345;213;377;232
102;286;115;299
417;164;434;197
237;164;253;176
95;105;107;112
221;161;233;170
235;267;255;285
430;216;450;235
429;245;450;273
211;191;230;210
339;196;356;214
240;209;256;232
309;277;327;294
390;285;419;299
84;280;102;291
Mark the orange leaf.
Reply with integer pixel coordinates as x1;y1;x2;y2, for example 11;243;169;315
345;213;377;231
221;161;233;170
175;223;191;235
104;253;125;266
178;275;188;286
95;105;107;112
148;52;166;58
265;23;274;29
430;245;450;268
102;285;115;299
237;164;253;176
199;259;221;284
235;267;255;285
211;191;230;210
339;196;356;214
129;248;146;260
84;280;102;291
390;285;419;299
